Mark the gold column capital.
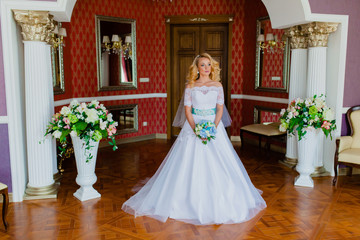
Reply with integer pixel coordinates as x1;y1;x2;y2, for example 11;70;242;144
13;10;55;42
303;22;339;47
284;25;308;49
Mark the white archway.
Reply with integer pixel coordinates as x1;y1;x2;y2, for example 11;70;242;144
262;0;349;174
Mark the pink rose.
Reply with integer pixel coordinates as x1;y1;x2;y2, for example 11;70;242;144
321;121;331;130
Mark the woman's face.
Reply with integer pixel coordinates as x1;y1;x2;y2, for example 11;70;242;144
197;58;211;77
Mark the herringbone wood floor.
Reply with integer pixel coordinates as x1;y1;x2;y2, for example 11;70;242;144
1;139;360;240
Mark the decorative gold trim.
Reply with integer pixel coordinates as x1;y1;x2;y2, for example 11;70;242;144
255;16;290;93
95;15;137;91
284;25;308;49
189;17;208;22
303;22;339;47
13;10;54;42
24;183;58;199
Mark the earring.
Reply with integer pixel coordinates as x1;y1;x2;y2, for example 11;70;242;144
197;71;199;74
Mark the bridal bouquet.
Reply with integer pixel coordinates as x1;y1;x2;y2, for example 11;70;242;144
194;120;217;145
44;100;118;162
279;95;336;141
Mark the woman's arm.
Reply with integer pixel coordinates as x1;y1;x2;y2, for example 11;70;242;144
214;104;223;128
185;106;195;130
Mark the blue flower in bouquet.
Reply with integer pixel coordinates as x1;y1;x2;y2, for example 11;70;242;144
194;120;217;145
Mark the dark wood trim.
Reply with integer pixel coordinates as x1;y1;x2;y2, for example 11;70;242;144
165;15;234;24
166;22;172;139
347;105;360;136
254;105;282;124
165;15;234;138
333;138;340;186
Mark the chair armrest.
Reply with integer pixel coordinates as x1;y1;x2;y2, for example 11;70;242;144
338;136;353;153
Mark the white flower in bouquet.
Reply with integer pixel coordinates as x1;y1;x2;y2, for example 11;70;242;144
85;108;99;123
60;106;71;116
77;102;88;113
107;113;113;122
70;100;80;108
91;100;100;108
53;130;62;139
305;98;312;107
99;119;108;130
314;97;325;110
279;123;287;132
323;108;335;121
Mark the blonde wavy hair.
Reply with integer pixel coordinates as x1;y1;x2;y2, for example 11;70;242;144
186;53;221;87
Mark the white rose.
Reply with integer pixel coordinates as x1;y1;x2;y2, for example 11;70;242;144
52;130;62;139
60;106;71;116
85;108;99;123
99;119;108;130
323;108;335;121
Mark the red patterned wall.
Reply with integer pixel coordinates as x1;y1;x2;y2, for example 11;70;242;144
261;21;285;89
55;0;287;138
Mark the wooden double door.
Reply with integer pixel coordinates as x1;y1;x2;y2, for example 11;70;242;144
170;24;229;136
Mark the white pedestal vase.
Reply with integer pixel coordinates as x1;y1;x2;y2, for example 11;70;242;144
294;128;321;188
71;136;101;201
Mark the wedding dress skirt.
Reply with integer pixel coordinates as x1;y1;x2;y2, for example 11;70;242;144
122;119;266;225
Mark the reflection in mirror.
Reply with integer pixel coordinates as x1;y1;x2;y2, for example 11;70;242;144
254;106;281;124
96;15;137;91
255;16;290;92
107;104;138;135
52;22;65;94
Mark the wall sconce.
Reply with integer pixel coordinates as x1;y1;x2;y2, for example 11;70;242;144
102;34;132;59
257;33;286;53
50;25;67;49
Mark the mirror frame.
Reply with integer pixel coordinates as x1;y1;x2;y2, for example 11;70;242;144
255;16;290;93
95;15;137;91
254;105;282;124
52;22;65;95
107;104;138;135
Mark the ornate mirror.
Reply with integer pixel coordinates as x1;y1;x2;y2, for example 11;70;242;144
107;104;138;135
52;22;65;94
96;15;137;91
255;16;290;93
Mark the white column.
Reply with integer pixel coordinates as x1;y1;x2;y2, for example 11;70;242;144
285;49;308;166
14;10;58;198
282;25;308;168
304;22;338;176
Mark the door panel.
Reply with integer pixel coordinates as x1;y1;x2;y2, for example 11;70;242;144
171;24;228;137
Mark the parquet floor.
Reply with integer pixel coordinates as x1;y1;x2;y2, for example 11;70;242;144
1;139;360;240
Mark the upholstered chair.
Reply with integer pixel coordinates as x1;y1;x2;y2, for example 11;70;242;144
333;106;360;185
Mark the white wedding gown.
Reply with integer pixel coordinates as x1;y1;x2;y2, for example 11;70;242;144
122;86;266;225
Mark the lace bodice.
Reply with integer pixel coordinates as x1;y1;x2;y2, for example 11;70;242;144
184;86;224;110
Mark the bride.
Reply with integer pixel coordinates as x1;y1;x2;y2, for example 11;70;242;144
122;53;266;225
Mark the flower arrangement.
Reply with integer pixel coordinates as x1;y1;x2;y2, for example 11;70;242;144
44;100;118;162
194;120;217;145
279;95;336;140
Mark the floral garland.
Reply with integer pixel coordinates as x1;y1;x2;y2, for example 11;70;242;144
44;100;118;162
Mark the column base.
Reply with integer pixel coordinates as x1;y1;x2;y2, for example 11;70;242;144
279;157;298;168
24;183;58;200
311;166;330;177
294;175;314;188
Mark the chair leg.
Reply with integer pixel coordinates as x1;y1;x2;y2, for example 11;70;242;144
2;189;9;230
240;130;244;148
333;164;338;186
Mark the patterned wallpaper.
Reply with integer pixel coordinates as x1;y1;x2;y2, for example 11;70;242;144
55;0;286;137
